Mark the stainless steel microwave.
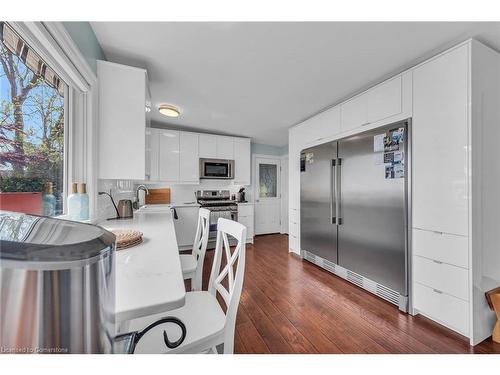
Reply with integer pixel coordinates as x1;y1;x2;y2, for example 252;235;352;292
200;158;234;179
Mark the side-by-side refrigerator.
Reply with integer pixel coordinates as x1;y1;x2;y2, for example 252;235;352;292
300;119;410;311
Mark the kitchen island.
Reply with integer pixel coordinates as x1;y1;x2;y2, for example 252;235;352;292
99;209;185;324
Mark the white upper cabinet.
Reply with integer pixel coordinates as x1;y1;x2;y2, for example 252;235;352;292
145;128;160;181
158;130;180;182
366;76;402;123
216;136;235;159
199;134;217;158
97;61;148;180
297;105;341;147
233;137;251;185
179;132;199;183
412;45;469;236
341;75;404;133
340;94;368;132
200;134;235;159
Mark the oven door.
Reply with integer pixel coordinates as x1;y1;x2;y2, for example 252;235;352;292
200;159;234;179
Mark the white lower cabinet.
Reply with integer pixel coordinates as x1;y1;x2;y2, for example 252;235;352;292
412;228;468;269
413;255;468;301
413;282;469;336
237;204;254;244
173;206;200;248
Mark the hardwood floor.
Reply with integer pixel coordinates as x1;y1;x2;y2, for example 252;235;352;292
201;234;500;354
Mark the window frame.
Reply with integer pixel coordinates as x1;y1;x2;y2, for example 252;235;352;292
7;22;98;221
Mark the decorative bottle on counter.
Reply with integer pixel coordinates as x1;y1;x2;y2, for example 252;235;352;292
42;182;56;216
67;182;80;220
79;183;89;221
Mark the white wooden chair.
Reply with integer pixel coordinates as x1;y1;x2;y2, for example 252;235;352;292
128;218;247;354
179;208;210;291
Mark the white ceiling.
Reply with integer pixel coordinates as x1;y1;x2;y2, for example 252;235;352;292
91;22;500;146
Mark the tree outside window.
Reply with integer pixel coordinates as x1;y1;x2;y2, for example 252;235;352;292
0;25;66;216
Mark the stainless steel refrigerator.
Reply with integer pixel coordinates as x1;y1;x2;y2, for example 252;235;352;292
300;119;410;311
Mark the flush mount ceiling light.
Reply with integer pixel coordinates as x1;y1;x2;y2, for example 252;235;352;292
158;104;180;118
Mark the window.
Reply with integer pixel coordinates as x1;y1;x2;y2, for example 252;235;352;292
0;22;67;217
259;163;278;198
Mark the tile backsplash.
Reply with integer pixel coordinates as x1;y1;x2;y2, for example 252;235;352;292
97;179;252;220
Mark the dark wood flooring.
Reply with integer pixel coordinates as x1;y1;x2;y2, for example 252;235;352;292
201;234;500;354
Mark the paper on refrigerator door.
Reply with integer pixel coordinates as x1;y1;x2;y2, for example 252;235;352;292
373;133;385;152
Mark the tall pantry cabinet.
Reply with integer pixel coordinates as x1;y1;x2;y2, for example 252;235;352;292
411;40;500;345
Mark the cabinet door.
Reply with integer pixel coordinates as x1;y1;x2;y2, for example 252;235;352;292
98;61;146;179
159;130;180;181
340;94;368;132
173;207;199;247
299;105;341;146
233;138;251;185
216;136;234;159
145;128;160;181
366;76;402;123
199;134;217;158
412;46;469;236
238;215;254;241
179;132;199;182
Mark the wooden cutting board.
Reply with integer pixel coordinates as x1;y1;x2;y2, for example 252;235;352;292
145;188;171;204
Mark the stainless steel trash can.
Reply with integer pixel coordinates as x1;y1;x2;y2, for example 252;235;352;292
0;211;116;354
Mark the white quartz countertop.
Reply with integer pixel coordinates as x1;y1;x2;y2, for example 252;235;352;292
99;210;185;322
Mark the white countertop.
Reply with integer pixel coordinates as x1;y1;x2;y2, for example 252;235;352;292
99;210;186;322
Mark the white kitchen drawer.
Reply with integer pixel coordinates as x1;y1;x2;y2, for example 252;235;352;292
412;228;469;269
289;221;299;237
289;208;299;224
238;204;254;217
413;282;469;336
289;234;300;253
413;255;469;301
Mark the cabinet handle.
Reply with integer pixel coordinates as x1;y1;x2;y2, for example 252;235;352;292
433;289;443;294
361;122;371;126
432;260;443;264
432;230;444;235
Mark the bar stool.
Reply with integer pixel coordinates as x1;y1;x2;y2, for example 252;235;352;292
128;218;247;354
180;208;210;291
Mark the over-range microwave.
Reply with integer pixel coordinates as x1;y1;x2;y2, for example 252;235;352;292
200;158;234;179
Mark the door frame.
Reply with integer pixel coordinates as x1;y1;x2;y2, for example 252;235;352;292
252;154;283;235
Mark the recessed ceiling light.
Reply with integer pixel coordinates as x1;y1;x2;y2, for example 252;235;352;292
159;104;180;118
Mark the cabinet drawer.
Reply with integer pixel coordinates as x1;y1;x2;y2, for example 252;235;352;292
413;282;469;336
413;255;468;301
238;204;253;217
289;221;299;237
413;228;468;269
290;208;299;224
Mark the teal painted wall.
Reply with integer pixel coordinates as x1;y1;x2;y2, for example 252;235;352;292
63;22;105;73
251;143;288;156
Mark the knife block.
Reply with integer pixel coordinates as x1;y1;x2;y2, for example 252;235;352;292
485;287;500;343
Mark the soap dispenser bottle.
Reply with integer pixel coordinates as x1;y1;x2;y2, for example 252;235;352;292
79;183;89;220
67;182;80;220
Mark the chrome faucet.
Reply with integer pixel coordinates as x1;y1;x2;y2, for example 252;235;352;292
134;184;150;210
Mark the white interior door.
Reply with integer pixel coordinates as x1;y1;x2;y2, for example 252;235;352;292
255;157;281;235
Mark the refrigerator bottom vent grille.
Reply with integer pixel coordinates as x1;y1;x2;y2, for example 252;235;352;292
302;250;401;308
346;271;363;288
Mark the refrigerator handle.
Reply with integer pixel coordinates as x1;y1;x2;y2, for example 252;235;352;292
336;158;342;225
330;159;336;225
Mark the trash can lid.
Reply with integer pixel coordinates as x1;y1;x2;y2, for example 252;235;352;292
0;211;115;263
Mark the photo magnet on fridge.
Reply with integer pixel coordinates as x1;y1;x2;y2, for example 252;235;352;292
385;165;395;179
384;152;394;164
